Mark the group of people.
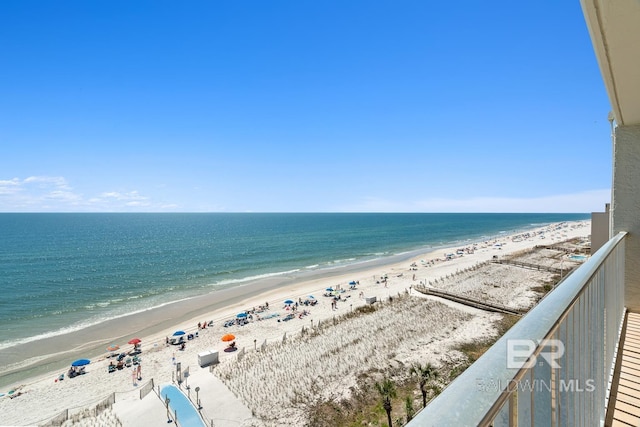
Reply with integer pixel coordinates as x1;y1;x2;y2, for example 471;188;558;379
331;292;352;310
297;297;318;306
67;366;86;378
108;352;142;373
197;320;213;329
224;302;273;326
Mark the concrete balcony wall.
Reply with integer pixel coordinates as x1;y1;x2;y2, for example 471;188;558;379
612;124;640;312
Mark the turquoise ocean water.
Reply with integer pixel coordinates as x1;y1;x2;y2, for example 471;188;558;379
0;213;589;350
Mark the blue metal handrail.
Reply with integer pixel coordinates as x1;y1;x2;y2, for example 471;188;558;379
408;232;627;426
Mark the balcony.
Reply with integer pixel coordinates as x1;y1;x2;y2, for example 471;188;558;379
407;232;627;426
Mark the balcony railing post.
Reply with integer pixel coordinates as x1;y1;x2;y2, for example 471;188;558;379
509;392;517;427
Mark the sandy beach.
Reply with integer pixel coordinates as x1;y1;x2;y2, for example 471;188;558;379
0;220;591;426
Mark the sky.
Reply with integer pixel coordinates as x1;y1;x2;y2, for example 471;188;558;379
0;1;613;213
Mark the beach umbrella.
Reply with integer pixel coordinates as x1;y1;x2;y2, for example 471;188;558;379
173;331;185;336
221;333;235;342
326;287;333;292
71;359;91;367
284;299;294;305
106;344;120;352
236;312;248;319
308;295;315;299
128;338;141;345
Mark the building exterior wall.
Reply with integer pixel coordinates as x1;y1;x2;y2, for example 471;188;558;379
612;124;640;311
591;205;610;254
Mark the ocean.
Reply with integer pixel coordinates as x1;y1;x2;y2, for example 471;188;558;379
0;212;589;352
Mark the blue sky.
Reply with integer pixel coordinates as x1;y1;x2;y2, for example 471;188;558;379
0;1;612;213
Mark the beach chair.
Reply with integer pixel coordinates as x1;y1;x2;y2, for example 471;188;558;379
125;358;132;368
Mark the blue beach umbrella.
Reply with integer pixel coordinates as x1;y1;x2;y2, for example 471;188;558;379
284;299;294;305
236;312;248;318
71;359;91;367
308;295;315;299
326;288;333;292
173;330;185;336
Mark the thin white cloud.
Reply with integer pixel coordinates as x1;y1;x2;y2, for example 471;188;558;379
159;203;180;209
0;176;76;208
0;175;611;213
99;191;121;199
45;190;83;202
24;176;71;188
125;201;151;207
92;191;151;208
340;189;611;213
99;191;148;202
0;176;165;212
0;178;22;195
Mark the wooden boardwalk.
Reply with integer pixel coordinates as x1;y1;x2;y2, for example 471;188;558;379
607;311;640;426
491;259;564;274
413;285;525;316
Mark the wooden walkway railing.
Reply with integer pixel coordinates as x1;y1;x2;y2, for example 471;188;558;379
413;285;526;316
491;259;563;274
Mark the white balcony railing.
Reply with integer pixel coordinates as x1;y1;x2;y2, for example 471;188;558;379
408;232;627;426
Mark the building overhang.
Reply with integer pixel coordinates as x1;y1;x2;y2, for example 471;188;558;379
581;0;640;126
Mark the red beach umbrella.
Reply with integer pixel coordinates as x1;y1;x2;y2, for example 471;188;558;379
128;338;141;345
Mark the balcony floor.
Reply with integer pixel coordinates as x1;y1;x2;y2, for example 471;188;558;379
609;312;640;426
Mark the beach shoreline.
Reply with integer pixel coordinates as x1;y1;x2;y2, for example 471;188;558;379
0;220;591;426
0;242;456;388
0;221;549;389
